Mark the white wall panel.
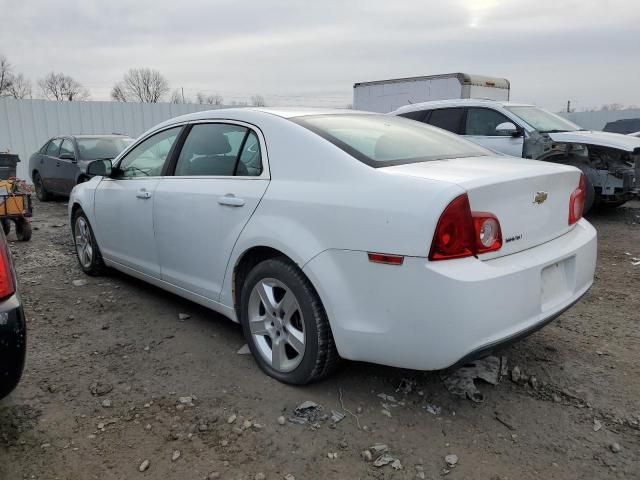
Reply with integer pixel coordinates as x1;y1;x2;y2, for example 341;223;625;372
0;98;217;180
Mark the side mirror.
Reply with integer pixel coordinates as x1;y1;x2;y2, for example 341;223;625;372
87;159;112;177
59;152;77;162
495;122;521;137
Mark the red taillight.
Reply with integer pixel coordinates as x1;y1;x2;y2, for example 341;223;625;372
0;238;15;300
568;173;585;225
473;213;502;254
429;194;502;261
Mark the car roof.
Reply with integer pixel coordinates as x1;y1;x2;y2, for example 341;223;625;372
168;107;370;122
392;99;534;114
51;134;132;140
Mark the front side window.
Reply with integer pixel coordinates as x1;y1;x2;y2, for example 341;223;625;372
504;106;581;133
77;137;133;160
59;139;75;157
294;114;489;167
465;108;514;136
117;127;181;178
426;108;465;134
174;123;262;176
45;139;62;157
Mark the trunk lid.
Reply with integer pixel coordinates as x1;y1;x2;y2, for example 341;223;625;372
381;156;582;259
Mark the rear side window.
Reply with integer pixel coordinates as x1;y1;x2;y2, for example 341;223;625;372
294;114;489;167
174;123;262;177
426;108;464;134
397;110;427;122
45;139;62;156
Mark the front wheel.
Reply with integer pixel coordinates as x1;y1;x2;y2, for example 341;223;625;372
33;172;50;202
72;210;105;275
239;257;339;384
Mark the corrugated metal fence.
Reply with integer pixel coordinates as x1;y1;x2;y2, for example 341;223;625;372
0;98;217;180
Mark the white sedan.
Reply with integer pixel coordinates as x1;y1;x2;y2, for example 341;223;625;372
69;108;597;384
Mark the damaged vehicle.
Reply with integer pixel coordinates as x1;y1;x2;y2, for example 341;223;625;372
392;100;640;210
69;109;596;384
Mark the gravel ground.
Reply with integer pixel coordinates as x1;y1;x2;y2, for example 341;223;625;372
0;199;638;480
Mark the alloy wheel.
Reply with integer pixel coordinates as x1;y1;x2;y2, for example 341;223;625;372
247;278;306;372
74;216;94;269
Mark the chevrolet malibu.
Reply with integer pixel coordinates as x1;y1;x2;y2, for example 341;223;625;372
68;108;597;384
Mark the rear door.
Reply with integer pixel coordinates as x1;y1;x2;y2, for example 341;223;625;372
463;107;524;157
41;138;62;192
153;121;269;301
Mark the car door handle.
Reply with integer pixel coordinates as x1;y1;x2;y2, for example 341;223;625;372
136;191;152;199
218;194;245;207
56;162;60;167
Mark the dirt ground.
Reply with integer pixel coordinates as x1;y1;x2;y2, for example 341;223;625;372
0;198;638;480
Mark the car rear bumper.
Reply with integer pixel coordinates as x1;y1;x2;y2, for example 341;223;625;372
0;293;27;398
303;219;597;370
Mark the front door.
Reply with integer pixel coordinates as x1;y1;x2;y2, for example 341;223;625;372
463;107;524;157
93;126;182;278
57;138;79;194
153;122;269;301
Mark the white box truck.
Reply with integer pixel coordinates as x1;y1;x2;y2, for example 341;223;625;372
353;73;510;113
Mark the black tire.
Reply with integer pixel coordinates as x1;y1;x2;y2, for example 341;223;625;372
33;172;50;202
0;307;26;400
72;209;106;276
1;219;10;236
239;257;339;385
597;199;627;209
15;219;31;241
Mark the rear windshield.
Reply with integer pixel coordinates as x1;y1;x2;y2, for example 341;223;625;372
293;114;489;167
77;137;133;160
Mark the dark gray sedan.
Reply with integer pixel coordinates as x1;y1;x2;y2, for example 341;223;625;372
29;134;133;200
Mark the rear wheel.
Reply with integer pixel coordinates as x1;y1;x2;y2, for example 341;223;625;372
0;310;26;400
33;172;50;202
583;174;595;214
15;219;31;241
240;257;339;384
1;219;10;236
72;210;105;275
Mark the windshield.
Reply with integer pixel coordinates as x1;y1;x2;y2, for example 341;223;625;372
293;114;490;167
77;137;133;160
504;106;581;133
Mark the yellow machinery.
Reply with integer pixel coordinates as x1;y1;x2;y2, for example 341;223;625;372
0;179;32;241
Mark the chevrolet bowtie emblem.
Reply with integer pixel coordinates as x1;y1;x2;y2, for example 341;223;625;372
533;191;548;204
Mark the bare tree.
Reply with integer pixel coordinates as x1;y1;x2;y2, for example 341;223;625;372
251;94;266;107
7;73;31;99
112;68;169;103
0;54;13;96
38;72;90;101
600;103;625;111
111;84;128;102
196;92;224;105
169;88;190;104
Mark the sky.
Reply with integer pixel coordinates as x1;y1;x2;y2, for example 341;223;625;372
1;0;639;111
